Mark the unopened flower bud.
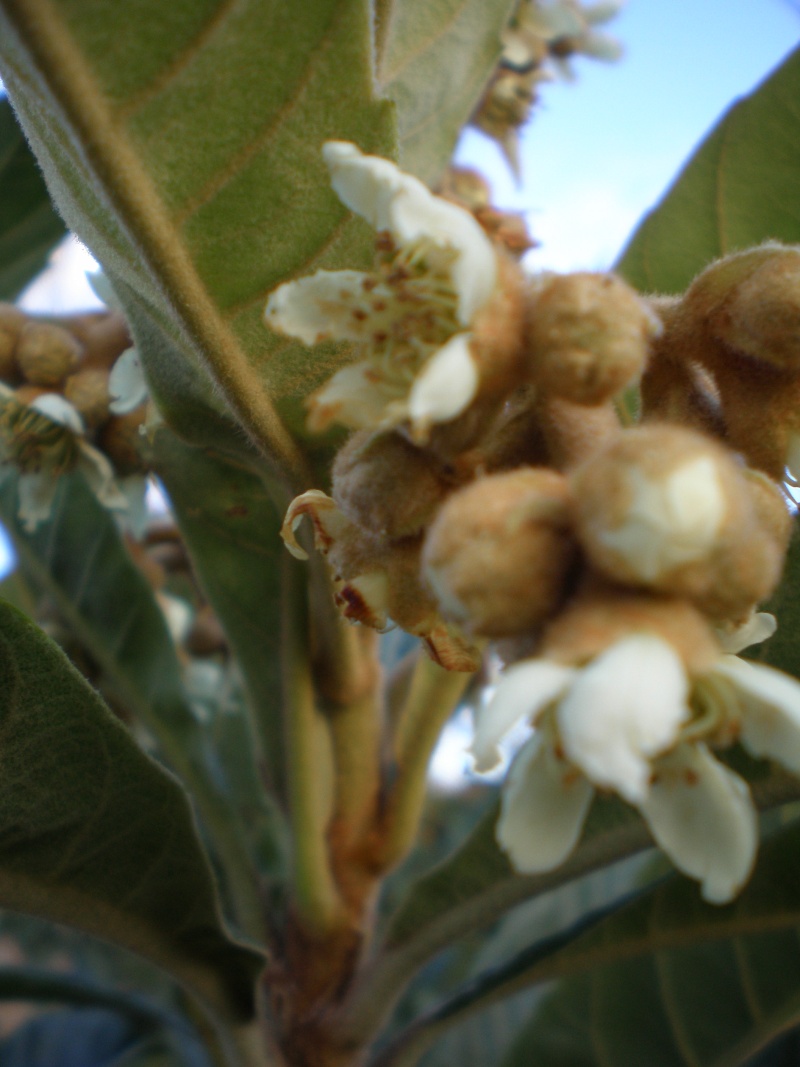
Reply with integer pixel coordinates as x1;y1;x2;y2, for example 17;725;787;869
684;244;800;372
423;468;577;638
332;431;457;539
64;368;111;428
98;409;146;474
16;322;82;387
0;303;26;382
572;425;788;619
526;272;661;405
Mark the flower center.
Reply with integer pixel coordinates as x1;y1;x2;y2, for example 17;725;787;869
352;233;462;387
0;399;80;476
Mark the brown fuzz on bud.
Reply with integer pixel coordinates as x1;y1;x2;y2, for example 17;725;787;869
16;323;82;387
63;311;132;370
422;467;577;638
526;272;661;405
540;579;721;675
64;369;111;428
682;244;800;372
0;303;26;382
469;252;528;398
332;430;457;539
571;424;789;620
98;409;146;474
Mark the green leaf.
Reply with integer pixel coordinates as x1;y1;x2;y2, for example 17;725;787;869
617;45;800;294
374;0;515;184
151;428;287;801
500;821;800;1067
0;0;395;475
389;814;800;1067
0;93;66;300
0;599;263;1023
0;470;268;941
756;528;800;680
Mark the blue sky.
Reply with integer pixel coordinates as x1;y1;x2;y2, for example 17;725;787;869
456;0;800;272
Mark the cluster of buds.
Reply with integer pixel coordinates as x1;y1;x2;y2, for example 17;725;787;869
470;0;624;173
268;142;800;904
0;302;149;532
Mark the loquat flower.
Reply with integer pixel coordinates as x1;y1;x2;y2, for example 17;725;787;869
265;143;525;444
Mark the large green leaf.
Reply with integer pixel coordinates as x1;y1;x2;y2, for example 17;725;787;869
617;45;800;295
0;470;268;941
151;429;287;800
374;0;515;184
0;93;66;299
0;0;395;478
499;818;800;1067
0;599;263;1023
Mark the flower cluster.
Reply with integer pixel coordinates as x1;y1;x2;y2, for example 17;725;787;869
0;302;149;533
470;0;624;173
268;142;800;903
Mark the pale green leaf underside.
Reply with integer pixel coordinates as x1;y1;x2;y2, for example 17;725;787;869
617;44;800;294
0;599;263;1023
0;0;395;468
375;0;515;184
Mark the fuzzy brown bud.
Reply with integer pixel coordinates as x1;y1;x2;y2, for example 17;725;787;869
571;425;789;620
526;272;661;405
98;409;146;474
0;303;26;382
332;431;457;539
64;368;111;428
16;322;82;387
423;468;577;638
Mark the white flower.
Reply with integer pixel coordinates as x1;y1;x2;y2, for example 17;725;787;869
265;142;498;443
474;619;800;903
0;387;129;532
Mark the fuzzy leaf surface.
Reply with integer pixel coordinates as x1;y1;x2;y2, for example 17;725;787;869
0;0;395;474
0;94;66;299
374;0;515;183
617;45;800;294
0;600;263;1022
497;817;800;1067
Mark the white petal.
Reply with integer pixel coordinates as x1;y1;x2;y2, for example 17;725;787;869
712;657;800;776
114;474;150;538
17;472;58;532
265;269;373;345
30;394;84;435
306;362;397;433
86;270;122;311
109;347;148;414
407;335;479;443
497;733;594;873
471;659;575;772
558;635;689;804
322;142;496;323
715;612;777;655
639;744;757;904
575;31;624;61
598;457;726;582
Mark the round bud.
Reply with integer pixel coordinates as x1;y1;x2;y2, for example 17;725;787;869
571;425;786;619
526;272;661;405
64;368;111;428
98;409;146;474
16;323;82;387
332;431;455;538
0;303;26;382
422;467;577;638
684;244;800;372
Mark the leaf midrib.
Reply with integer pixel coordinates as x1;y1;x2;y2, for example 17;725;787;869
1;0;307;488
